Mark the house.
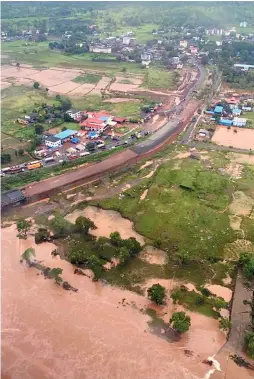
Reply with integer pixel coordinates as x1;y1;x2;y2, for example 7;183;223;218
54;129;78;142
242;106;252;111
141;53;152;62
1;189;26;209
113;117;126;124
66;109;81;120
180;40;188;48
214;105;223;114
190;46;198;54
198;129;210;139
79;118;107;133
219;119;233;126
240;22;248;28
45;135;62;148
89;46;112;54
232;108;242;116
233;117;247;127
234;64;254;71
123;36;136;46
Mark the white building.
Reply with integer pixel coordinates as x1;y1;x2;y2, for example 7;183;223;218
233;117;247;127
180;40;188;48
66;109;82;120
89;46;112;54
45;136;61;148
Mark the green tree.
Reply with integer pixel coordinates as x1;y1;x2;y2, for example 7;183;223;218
18;148;25;156
16;218;32;238
121;237;142;257
87;255;102;280
239;252;254;280
119;247;130;265
75;216;96;234
147;283;166;305
68;250;87;265
219;317;231;331
33;81;40;89
20;247;36;265
110;231;122;246
170;311;191;333
213;297;227;311
48;267;63;284
245;331;254;358
35;124;44;135
1;153;11;164
86;142;96;152
61;98;72;111
35;228;50;244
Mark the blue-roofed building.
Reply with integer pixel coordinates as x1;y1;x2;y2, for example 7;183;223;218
99;116;110;121
214;105;223;114
54;129;78;142
232;108;241;116
219;119;232;126
70;137;80;144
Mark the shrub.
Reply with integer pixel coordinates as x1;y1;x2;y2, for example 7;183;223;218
147;283;166;305
170;311;191;333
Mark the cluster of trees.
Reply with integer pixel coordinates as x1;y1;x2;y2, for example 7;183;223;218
16;218;32;239
67;220;142;280
49;41;90;54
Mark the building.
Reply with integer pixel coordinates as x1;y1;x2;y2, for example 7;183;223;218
89;46;112;54
54;129;78;142
233;117;247;127
180;40;188;48
240;22;248;28
234;64;254;71
219;118;233;126
232;108;242;116
214;105;223;114
1;190;26;209
141;53;152;62
242;106;252;111
45;135;62;148
66;109;82;120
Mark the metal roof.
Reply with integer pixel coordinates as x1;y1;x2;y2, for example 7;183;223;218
55;129;78;140
1;190;25;208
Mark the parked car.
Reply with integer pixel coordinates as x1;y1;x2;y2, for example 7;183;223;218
68;155;77;160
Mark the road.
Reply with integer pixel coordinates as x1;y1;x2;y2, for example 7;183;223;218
10;60;206;201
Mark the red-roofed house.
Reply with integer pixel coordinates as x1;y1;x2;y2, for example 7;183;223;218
113;117;126;124
79;118;107;132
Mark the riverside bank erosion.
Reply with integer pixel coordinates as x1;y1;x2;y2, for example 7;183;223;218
2;222;228;379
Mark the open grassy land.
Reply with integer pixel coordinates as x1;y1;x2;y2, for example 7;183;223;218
1;41;144;75
142;68;176;90
91;149;254;289
72;74;102;84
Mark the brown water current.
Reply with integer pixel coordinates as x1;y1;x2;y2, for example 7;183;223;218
2;224;226;379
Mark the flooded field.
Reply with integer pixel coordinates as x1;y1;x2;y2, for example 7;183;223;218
2;223;228;379
65;206;145;244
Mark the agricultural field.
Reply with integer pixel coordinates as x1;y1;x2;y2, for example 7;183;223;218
72;74;102;84
142;68;176;90
90;149;254;291
1;40;144;75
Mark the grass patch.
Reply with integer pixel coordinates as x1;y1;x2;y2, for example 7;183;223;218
72;74;102;84
171;287;220;318
142;68;175;90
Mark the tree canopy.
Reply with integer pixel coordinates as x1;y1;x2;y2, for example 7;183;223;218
147;283;166;305
170;311;191;333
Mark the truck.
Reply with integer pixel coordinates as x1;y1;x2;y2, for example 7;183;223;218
27;161;42;170
44;156;55;164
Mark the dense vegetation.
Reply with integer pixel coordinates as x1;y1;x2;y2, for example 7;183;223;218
2;2;254;33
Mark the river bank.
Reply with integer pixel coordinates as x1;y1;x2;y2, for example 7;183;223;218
2;222;228;379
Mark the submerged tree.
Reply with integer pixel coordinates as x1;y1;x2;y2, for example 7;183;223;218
170;311;191;333
16;218;32;239
147;283;166;305
75;216;96;234
110;231;122;246
219;317;231;331
20;248;36;266
47;267;63;285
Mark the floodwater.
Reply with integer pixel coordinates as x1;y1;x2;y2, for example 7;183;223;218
2;224;228;379
205;285;232;303
65;206;145;244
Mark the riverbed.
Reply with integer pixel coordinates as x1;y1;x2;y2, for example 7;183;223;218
2;223;228;379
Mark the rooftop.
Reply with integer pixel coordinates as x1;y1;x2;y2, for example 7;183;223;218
45;135;60;143
1;190;25;208
55;129;78;140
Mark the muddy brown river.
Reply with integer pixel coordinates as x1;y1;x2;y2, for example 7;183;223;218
2;224;227;379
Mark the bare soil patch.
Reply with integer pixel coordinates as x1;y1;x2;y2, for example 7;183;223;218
140;161;153;170
228;215;242;231
140;189;148;201
212;126;254;150
227;152;254;166
229;191;254;216
103;98;141;103
65;205;145;244
225;162;243;179
110;76;143;92
68;83;95;95
139;246;167;265
49;81;81;94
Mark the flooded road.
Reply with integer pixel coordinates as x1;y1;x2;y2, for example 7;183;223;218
2;224;226;379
